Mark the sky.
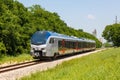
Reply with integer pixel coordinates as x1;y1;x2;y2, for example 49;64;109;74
19;0;120;41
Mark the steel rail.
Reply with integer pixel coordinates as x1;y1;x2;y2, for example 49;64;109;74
0;59;42;73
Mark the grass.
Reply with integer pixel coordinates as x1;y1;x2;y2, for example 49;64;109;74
21;48;120;80
0;53;33;65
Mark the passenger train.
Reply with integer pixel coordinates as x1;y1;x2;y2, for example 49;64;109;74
30;31;96;59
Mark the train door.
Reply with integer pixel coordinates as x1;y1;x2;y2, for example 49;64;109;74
47;38;58;56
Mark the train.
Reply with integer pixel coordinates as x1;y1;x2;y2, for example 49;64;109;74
30;31;96;59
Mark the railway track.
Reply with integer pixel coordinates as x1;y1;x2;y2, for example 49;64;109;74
0;49;104;74
0;59;42;73
0;49;106;80
0;51;94;73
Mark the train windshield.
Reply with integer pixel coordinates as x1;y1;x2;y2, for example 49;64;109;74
31;31;50;45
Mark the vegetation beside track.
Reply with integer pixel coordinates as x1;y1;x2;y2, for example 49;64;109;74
0;53;33;65
21;48;120;80
0;0;101;58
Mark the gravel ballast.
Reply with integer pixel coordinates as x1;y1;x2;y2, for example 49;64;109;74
0;49;105;80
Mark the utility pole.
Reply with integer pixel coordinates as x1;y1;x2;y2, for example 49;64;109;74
115;16;118;24
92;29;97;37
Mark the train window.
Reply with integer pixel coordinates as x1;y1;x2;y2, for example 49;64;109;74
58;40;62;47
80;42;83;48
49;38;54;44
65;41;69;48
67;41;70;48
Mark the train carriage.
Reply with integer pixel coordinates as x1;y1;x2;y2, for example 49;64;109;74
30;31;96;59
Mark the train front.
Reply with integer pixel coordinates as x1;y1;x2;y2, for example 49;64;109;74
30;31;50;58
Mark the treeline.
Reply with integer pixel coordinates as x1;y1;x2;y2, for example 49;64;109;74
102;23;120;47
0;0;102;56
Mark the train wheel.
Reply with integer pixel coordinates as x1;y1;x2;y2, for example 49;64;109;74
51;53;59;60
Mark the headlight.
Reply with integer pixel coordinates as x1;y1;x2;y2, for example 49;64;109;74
31;48;35;50
41;48;45;50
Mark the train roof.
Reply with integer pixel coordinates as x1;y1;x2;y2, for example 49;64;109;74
32;31;95;43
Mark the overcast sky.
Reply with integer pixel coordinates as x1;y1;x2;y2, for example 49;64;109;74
19;0;120;40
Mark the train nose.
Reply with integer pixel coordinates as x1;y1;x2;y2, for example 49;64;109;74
31;47;46;57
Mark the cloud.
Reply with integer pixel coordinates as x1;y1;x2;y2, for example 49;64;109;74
87;14;96;20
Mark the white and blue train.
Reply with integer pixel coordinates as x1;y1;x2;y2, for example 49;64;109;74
30;31;96;59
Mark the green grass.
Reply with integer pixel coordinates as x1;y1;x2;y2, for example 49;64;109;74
21;48;120;80
0;53;33;65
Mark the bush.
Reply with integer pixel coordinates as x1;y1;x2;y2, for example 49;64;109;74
0;42;6;56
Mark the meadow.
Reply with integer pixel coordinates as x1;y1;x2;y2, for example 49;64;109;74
21;48;120;80
0;53;33;65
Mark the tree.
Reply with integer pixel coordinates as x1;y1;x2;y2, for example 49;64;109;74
0;0;102;57
78;29;83;32
0;42;6;56
102;24;120;46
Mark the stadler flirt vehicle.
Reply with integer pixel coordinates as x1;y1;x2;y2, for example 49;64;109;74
30;31;96;59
